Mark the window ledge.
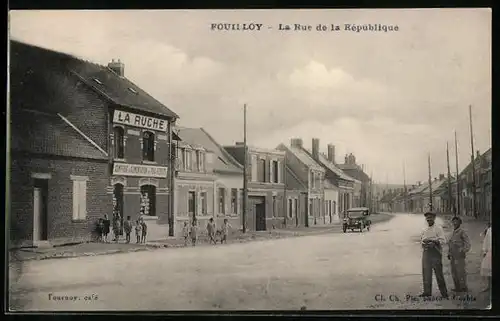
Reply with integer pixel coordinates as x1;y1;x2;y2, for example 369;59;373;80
114;158;126;162
141;215;159;221
72;219;86;223
142;160;157;165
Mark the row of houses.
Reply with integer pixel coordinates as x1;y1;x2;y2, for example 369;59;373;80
377;148;492;221
9;40;373;247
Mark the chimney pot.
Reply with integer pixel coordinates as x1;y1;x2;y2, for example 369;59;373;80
327;144;336;163
312;138;320;160
108;59;125;77
291;138;303;148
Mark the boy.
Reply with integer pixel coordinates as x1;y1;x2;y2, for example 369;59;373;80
141;218;148;243
206;217;216;245
123;216;133;243
221;219;232;244
182;221;190;247
190;220;198;246
135;219;142;244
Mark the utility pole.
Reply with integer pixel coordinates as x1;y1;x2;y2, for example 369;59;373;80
283;152;287;228
446;142;454;215
428;153;433;212
168;121;175;237
370;171;373;213
469;105;478;219
242;104;248;233
403;161;407;212
454;130;461;217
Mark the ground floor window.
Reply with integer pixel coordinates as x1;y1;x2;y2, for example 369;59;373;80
140;185;156;216
113;183;124;219
288;198;293;218
200;191;207;215
188;191;196;218
294;198;298;217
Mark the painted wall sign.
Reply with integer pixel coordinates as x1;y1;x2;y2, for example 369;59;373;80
113;110;167;132
113;163;168;178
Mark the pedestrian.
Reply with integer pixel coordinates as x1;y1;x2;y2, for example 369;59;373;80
480;224;491;292
96;218;104;242
206;217;217;245
123;216;133;244
135;219;142;244
447;216;471;293
190;220;198;246
102;214;111;243
419;212;448;299
182;221;190;247
140;218;148;243
221;218;232;244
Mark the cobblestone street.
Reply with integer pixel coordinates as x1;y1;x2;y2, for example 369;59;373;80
9;214;490;311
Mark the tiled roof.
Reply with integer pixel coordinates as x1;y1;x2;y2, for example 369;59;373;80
175;127;243;174
11;109;108;160
323;179;338;190
280;145;324;171
316;152;356;182
10;40;178;119
285;166;307;190
336;164;371;182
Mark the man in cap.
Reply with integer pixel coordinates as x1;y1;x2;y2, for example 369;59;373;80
420;212;448;298
447;216;471;293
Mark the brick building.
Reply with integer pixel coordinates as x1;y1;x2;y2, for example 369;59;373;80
337;153;371;209
225;144;286;231
9;40;178;246
175;127;244;231
277;139;326;227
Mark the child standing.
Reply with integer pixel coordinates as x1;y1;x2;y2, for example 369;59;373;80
182;221;190;247
141;218;148;243
190;220;198;246
206;218;216;245
135;219;142;244
221;219;232;244
123;216;132;243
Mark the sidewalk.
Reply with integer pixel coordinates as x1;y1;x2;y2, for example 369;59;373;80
9;213;394;262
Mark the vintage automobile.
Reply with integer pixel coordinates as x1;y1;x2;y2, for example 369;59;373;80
342;207;371;233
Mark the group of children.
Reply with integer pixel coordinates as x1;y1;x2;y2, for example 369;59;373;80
96;214;148;244
182;218;232;247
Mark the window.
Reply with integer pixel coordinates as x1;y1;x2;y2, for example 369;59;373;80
188;191;196;217
142;131;155;161
273;160;279;183
218;188;225;215
294;198;298;217
272;196;277;217
197;151;205;172
251;155;258;181
288;199;293;218
113;126;125;159
186;150;192;171
200;192;207;215
231;188;238;214
178;148;185;170
71;176;88;220
258;159;266;182
140;185;156;216
325;200;328;216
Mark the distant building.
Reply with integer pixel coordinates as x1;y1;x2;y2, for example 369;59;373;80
337;153;371;209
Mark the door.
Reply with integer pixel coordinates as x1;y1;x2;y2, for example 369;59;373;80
33;179;48;241
255;203;266;231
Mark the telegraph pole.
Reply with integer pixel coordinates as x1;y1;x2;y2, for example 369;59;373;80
403;161;407;212
455;130;461;217
469;105;478;218
428;153;433;212
446;142;454;215
242;104;248;233
283;152;287;228
168;121;175;237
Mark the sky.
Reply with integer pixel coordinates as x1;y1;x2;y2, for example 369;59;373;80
9;9;491;184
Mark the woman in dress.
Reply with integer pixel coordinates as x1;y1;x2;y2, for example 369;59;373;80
480;224;492;292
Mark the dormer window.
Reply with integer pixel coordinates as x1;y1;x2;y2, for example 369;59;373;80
128;87;138;94
93;78;103;85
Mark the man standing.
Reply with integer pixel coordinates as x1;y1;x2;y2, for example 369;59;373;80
447;216;471;293
420;212;448;298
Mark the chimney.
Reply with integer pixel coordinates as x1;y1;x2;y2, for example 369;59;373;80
312;138;320;160
327;144;336;163
439;174;445;180
108;58;125;77
290;138;303;148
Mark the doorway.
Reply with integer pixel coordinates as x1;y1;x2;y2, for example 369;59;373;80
255;203;266;231
33;179;48;241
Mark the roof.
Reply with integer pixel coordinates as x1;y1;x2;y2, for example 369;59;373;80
315;152;356;183
323;179;338;189
278;144;324;171
11;109;108;160
10;40;178;119
285;166;307;190
459;147;492;177
336;164;371;183
175;127;243;174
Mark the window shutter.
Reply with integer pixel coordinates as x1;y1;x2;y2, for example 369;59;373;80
277;161;281;183
79;181;87;220
251;155;257;181
197;191;201;215
269;160;272;183
72;180;79;220
235;189;240;215
225;188;230;215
